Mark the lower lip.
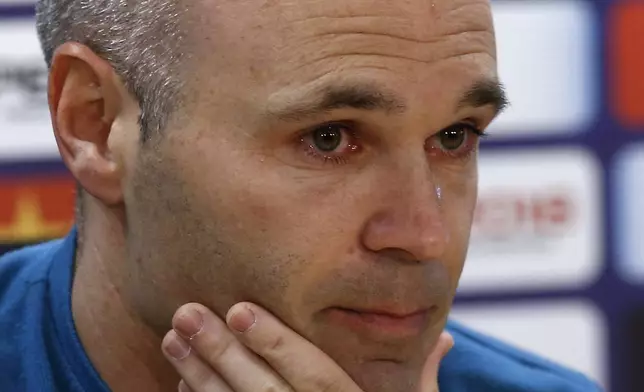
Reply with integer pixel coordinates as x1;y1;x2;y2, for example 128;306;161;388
325;308;432;339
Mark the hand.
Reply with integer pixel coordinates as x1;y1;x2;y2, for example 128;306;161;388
162;302;454;392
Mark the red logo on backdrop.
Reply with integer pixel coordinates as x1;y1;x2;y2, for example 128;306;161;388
0;176;75;243
610;2;644;129
472;191;575;240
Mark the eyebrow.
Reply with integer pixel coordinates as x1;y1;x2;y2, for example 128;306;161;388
458;78;509;117
266;83;406;122
266;78;508;122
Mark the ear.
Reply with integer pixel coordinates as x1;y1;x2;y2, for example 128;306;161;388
48;42;130;206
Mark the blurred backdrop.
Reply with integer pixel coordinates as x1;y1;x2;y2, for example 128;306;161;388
1;0;642;391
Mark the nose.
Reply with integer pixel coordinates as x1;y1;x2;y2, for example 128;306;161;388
360;162;449;263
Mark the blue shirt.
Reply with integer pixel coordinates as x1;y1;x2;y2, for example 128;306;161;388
0;229;603;391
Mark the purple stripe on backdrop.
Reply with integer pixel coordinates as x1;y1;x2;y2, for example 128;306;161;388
0;4;34;18
0;159;68;178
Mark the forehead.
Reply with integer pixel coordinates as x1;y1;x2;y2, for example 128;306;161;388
185;0;496;113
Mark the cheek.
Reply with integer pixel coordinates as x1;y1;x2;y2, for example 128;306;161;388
437;168;478;278
180;149;366;311
195;148;363;246
440;164;478;230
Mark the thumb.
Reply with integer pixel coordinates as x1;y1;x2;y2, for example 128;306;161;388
419;331;454;392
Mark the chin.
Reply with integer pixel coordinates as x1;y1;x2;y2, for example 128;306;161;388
309;331;428;392
349;360;421;392
304;310;441;392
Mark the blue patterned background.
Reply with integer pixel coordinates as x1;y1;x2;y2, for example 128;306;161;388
2;1;643;391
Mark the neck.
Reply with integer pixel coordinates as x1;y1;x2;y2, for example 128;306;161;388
71;200;180;392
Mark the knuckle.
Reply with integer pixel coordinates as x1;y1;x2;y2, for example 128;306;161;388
267;334;286;354
184;367;217;390
259;380;291;392
311;377;344;392
202;335;235;365
198;374;222;389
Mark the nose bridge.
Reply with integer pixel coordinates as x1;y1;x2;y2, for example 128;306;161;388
362;152;449;262
390;152;443;223
406;163;446;240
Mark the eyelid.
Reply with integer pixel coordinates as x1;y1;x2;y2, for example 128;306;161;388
441;121;485;135
300;120;356;134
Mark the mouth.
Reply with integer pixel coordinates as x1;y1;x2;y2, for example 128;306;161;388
324;306;438;340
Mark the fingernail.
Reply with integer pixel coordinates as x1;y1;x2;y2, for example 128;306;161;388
174;307;204;340
228;305;256;333
164;332;191;360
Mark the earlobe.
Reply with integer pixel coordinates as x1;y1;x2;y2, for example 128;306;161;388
48;42;126;206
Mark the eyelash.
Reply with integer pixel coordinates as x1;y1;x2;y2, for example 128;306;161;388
299;121;486;166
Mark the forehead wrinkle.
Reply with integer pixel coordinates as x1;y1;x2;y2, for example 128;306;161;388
187;0;494;81
290;20;493;47
271;9;494;73
287;15;425;43
262;0;490;23
274;0;493;40
279;32;495;79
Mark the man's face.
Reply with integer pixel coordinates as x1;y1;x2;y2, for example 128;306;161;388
120;0;501;391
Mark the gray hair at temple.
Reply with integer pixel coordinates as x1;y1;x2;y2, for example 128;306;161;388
35;0;187;141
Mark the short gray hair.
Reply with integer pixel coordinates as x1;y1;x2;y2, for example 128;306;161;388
35;0;186;141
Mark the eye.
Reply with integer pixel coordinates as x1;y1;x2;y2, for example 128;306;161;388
300;122;361;165
312;124;346;152
438;126;468;151
426;122;486;159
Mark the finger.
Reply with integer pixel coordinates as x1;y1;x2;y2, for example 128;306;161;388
172;303;292;392
419;331;454;392
178;380;193;392
226;302;361;392
162;330;234;392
